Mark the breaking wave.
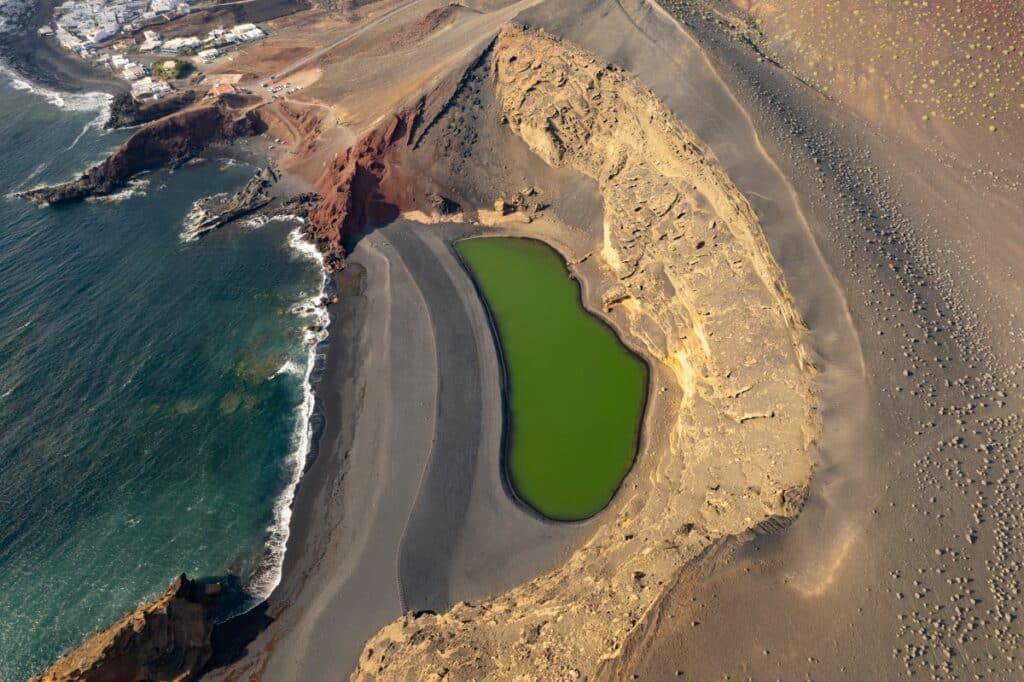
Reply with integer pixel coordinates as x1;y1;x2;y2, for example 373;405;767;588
242;227;330;603
0;64;111;124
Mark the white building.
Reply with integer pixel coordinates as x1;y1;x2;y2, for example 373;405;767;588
139;29;162;50
122;63;146;80
51;0;191;51
150;0;186;12
227;23;264;42
131;76;171;98
196;47;220;63
161;35;200;52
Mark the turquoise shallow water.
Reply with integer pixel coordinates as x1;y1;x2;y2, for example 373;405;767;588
0;75;322;679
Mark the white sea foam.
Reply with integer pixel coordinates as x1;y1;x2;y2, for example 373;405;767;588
240;214;269;229
87;177;149;203
0;65;111;194
21;161;47;186
272;360;303;378
67;117;96;151
179;193;227;242
244;227;329;602
285;223;322;266
6;162;49;199
241;213;304;230
0;63;111;121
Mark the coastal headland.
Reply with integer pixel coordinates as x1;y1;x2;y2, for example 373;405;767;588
19;0;1024;679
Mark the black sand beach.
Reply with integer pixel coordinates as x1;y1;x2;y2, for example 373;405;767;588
0;1;123;93
208;220;589;679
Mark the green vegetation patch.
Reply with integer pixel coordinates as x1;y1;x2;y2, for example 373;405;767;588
153;59;190;81
457;237;647;521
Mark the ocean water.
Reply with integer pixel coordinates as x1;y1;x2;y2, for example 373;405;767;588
0;75;324;679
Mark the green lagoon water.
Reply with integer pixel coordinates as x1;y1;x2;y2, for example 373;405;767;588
457;237;647;521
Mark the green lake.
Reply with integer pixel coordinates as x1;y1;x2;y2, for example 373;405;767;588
456;237;647;521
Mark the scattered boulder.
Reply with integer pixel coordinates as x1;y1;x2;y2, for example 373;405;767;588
429;193;461;216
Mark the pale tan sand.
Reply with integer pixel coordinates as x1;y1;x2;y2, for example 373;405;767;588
598;1;1024;678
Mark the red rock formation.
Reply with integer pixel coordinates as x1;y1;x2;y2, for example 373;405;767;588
35;575;222;682
305;103;425;270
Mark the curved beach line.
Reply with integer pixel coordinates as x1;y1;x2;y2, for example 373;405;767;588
242;226;331;604
0;63;111;121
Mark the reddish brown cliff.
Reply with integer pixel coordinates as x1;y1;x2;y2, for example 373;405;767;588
304;104;425;270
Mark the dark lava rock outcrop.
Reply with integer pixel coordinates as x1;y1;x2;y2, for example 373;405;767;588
184;165;279;240
105;91;199;130
20;99;264;205
35;575;223;682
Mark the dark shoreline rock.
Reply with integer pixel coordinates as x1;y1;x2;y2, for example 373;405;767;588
34;574;227;682
105;90;199;130
186;165;280;239
18;97;265;206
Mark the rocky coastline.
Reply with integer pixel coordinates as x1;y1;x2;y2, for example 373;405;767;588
17;18;817;681
105;90;199;130
34;575;225;682
19;96;265;206
184;165;279;240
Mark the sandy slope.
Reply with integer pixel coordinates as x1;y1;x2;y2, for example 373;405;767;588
333;1;1021;678
350;20;816;679
613;1;1024;678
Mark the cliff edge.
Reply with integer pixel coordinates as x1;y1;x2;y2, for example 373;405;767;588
35;575;221;682
19;98;264;206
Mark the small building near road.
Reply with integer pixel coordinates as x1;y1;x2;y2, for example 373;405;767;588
131;76;171;99
122;63;146;80
206;82;237;98
197;47;221;63
139;30;162;51
227;23;265;43
162;36;200;53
